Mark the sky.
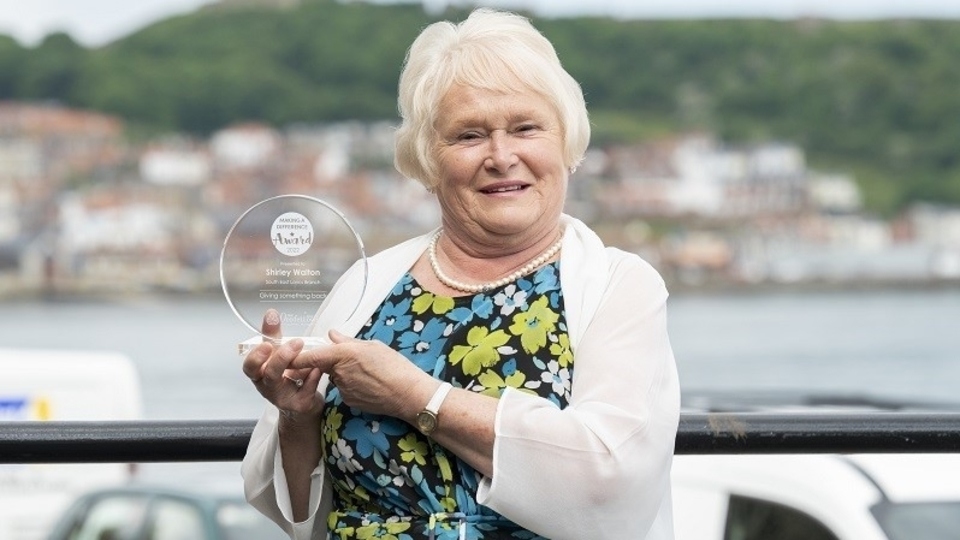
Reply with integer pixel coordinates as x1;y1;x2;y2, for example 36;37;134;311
1;0;960;47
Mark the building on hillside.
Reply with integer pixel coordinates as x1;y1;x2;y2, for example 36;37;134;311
906;203;960;278
210;122;281;171
0;102;127;290
0;102;125;182
140;139;212;187
0;139;41;242
40;188;192;292
807;173;862;214
594;134;810;220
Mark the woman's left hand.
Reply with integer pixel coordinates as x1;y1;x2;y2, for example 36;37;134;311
291;330;438;421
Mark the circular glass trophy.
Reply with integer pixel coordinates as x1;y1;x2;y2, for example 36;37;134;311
220;195;368;355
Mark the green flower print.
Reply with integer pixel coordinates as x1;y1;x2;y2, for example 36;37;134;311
412;292;455;316
508;296;559;354
398;434;428;466
476;368;528;398
435;451;454;482
324;408;344;444
328;513;354;538
549;333;573;368
448;326;511;376
355;520;412;540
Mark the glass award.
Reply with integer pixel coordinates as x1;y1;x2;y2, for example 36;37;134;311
220;195;367;355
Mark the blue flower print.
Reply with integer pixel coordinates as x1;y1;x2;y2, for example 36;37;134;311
368;298;413;344
342;416;407;459
397;318;449;372
447;294;494;328
532;264;560;295
355;473;402;508
326;385;343;406
391;273;414;296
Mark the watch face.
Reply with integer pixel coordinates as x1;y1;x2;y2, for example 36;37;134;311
417;411;438;433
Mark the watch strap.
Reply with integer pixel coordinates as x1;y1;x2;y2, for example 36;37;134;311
425;382;453;415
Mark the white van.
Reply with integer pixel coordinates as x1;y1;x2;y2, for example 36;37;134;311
0;348;143;540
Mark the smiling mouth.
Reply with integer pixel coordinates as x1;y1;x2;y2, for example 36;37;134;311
481;184;527;194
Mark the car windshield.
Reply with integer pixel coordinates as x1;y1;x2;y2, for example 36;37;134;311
217;500;289;540
873;502;960;540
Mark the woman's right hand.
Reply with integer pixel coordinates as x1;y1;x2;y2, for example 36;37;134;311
241;309;324;418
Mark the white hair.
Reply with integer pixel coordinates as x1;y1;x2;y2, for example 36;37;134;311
394;8;591;189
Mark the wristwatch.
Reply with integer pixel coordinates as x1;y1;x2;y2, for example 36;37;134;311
416;382;453;435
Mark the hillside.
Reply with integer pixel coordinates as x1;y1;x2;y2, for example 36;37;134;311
2;0;959;214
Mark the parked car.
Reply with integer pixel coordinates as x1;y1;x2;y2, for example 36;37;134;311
672;392;960;540
673;452;960;540
45;485;288;540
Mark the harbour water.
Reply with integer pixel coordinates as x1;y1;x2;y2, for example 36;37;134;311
2;287;959;488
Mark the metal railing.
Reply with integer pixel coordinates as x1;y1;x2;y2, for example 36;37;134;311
3;412;960;463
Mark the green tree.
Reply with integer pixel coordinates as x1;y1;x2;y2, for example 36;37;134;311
18;32;85;100
0;36;26;98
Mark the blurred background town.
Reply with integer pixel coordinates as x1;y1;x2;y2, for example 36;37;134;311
2;0;960;299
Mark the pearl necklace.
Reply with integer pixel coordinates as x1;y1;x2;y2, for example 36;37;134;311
428;228;564;294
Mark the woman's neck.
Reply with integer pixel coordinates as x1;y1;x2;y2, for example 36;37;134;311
430;223;564;290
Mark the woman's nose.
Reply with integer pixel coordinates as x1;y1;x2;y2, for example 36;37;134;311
484;131;518;172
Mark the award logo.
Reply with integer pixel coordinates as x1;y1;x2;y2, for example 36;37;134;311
270;212;313;256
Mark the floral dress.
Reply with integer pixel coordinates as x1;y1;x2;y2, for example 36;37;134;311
321;262;572;540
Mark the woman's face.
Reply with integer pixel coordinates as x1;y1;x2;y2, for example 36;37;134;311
432;84;567;246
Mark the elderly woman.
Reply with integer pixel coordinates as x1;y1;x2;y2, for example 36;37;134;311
241;8;679;540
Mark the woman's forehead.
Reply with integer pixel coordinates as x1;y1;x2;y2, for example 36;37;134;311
436;84;557;125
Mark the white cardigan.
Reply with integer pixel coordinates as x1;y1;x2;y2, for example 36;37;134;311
242;215;680;540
